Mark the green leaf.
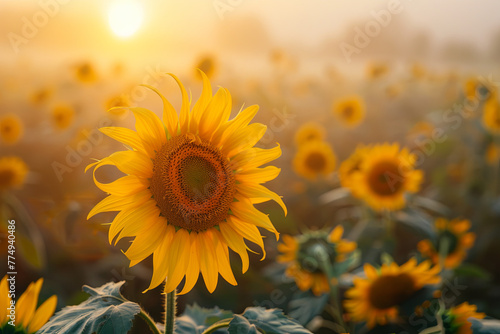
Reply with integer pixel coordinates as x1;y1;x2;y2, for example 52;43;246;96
288;290;328;325
37;281;141;334
454;264;492;280
175;304;233;334
228;307;312;334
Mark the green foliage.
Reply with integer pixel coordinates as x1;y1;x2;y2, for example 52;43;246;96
175;304;233;334
37;281;140;334
228;307;312;334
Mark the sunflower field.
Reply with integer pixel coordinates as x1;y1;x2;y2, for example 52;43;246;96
1;1;500;334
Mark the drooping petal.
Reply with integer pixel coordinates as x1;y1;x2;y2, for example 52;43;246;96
231;198;280;238
146;225;175;292
109;200;160;244
219;222;250;273
94;175;148;197
164;228;192;293
178;232;201;295
236;166;281;184
227;216;266;260
124;214;167;264
197;229;219;293
236;183;287;216
213;230;237;286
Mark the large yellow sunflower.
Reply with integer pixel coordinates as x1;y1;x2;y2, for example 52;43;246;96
332;96;365;127
338;144;371;189
349;143;423;211
294;122;325;146
277;226;357;296
418;218;475;269
0;156;28;192
0;276;57;334
87;72;286;294
443;302;485;334
344;258;440;328
293;141;336;180
0;114;23;145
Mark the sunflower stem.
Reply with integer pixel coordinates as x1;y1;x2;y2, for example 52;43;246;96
138;309;162;334
164;289;177;334
313;245;348;333
201;318;233;334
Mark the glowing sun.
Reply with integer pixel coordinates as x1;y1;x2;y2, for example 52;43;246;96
108;0;144;38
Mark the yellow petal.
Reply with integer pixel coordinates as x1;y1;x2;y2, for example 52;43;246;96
219;105;259;147
198;230;219;293
0;276;10;326
95;175;148;197
99;127;144;152
198;88;229;141
236;183;287;216
141;84;178;138
231;144;282;171
223;123;267;158
28;295;57;334
214;230;237;286
17;279;43;328
109;200;160;245
219;222;249;273
190;70;213;133
146;225;175;292
87;189;151;219
329;225;344;243
131;107;166;158
164;228;192;293
227;216;266;260
231;198;279;238
86;150;153;179
124;215;167;263
178;232;201;295
236;166;281;184
168;73;191;135
364;263;378;280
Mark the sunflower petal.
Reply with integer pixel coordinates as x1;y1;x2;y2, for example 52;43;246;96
179;232;201;295
109;200;159;244
227;216;266;260
99;127;144;152
168;73;190;135
190;70;213;133
145;225;175;292
198;230;219;293
236;183;287;216
124;215;167;263
232;198;279;239
95;175;148;197
223;123;267;158
231;144;282;171
219;105;259;147
28;295;57;334
214;230;237;286
142;84;178;138
198;88;228;141
220;222;249;273
131;107;166;158
236;166;281;184
164;228;192;293
87;189;151;219
17;279;43;328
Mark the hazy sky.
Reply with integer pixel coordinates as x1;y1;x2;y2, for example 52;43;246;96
1;0;499;62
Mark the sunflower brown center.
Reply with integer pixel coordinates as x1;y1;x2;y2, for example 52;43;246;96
305;152;327;172
343;105;354;118
150;134;235;232
367;160;405;196
368;273;416;309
